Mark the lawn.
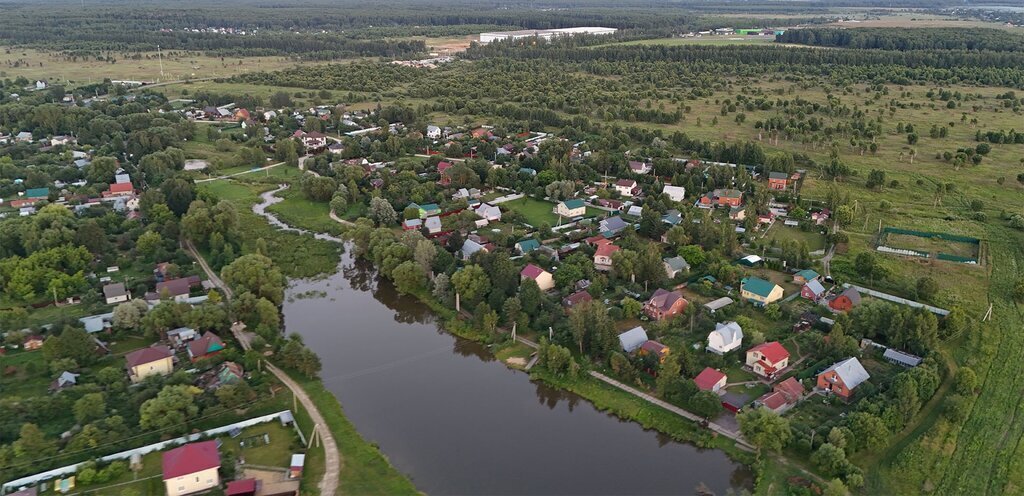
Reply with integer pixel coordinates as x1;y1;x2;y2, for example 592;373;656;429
501;197;559;227
266;187;345;236
223;422;302;468
763;223;828;252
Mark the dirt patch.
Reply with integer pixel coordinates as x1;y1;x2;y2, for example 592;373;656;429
505;357;527;367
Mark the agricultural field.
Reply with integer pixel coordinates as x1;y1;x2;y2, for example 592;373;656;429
0;47;335;84
881;231;980;259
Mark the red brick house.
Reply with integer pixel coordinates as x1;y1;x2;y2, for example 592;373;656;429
816;357;870;400
767;171;789;190
699;188;743;208
755;376;806;413
643;288;688;321
828;287;862;312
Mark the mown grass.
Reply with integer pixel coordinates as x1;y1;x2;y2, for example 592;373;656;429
501;196;559;226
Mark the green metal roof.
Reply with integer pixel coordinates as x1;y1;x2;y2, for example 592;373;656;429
516;239;540;252
796;269;819;280
561;198;585;209
741;277;779;298
25;188;49;198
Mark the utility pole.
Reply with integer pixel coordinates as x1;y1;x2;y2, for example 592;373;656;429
157;45;165;80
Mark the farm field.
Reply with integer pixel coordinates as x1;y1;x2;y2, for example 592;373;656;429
0;47;339;84
883;232;979;259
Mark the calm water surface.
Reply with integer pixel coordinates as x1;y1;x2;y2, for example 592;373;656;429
283;249;754;495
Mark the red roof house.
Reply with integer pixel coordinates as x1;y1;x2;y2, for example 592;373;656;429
694;367;727;393
745;342;790;379
162;440;221;495
225;479;258;496
562;290;593;308
103;182;134;197
437;161;453;185
756;376;806;413
639;340;670;363
594;243;620;269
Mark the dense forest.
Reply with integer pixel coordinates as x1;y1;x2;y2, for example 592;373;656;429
777;27;1024;52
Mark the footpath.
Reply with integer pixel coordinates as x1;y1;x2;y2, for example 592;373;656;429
184;240;341;496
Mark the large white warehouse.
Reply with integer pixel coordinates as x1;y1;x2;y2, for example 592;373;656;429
479;27;617;44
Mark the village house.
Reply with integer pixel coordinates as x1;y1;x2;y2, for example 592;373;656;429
437;161;453;185
24;335;44;350
663;256;690;278
628;160;651;175
50;135;75;147
817;357;870;400
520;263;554;291
828;287;862;312
515;239;541;254
694;367;727;393
102;282;129;305
415;203;441;218
699;188;743;208
746;341;790;379
793;268;820;284
460;238;488;260
125;345;174;382
424;216;442;234
643;288;688;321
801;279;827;302
598;215;628;235
293;130;327;150
767;171;790;190
49;371;79;392
562;290;592;309
187;332;225;362
472;202;501;221
162;440;221;496
706;321;743;355
16;131;33;142
402;218;423;231
148;276;201;302
662;185;686;202
755;376;806;413
740;277;784;306
639;340;670;363
328;142;345;154
555;198;586;218
613;179;640;197
593;243;620;271
103;182;134;198
426;125;442;140
617;326;648;353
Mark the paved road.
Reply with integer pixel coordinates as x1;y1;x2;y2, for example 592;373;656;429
183;240;342;495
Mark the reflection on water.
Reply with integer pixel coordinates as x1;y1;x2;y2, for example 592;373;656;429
255;190;754;495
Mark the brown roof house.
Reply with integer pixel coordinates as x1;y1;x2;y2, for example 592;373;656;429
643;288;688;321
126;345;174;383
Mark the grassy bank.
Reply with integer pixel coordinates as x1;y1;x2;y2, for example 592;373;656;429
284;370;420;496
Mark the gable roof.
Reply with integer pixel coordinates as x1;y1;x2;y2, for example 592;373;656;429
155;277;195;297
884;349;923;367
562;290;593;307
796;269;820;280
768;171;789;180
125;345;173;369
618;326;648;353
188;332;224;359
162;440;220;479
711;321;743;343
595;243;620;258
561;198;585;209
424;216;442;230
837;287;862;305
646;288;684;312
694;367;727;391
25;188;49;199
820;357;870;389
748;341;789;364
741;277;779;298
599;216;628;232
664;256;690;272
614;179;636;188
520;263;548;280
516;239;541;252
103;282;127;299
640;340;669;356
805;279;826;296
775;376;806;400
226;479;258;496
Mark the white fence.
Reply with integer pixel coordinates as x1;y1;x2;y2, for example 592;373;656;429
2;411;295;494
